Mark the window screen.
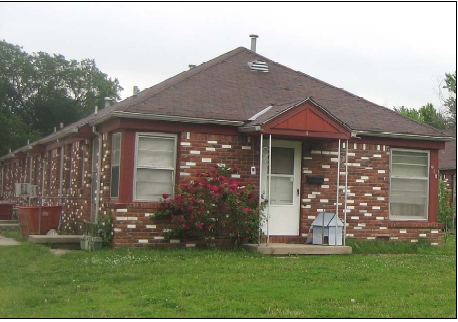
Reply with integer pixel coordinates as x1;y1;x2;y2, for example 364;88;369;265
135;134;176;201
110;133;121;198
390;149;429;220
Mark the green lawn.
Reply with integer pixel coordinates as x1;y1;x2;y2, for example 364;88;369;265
0;232;455;318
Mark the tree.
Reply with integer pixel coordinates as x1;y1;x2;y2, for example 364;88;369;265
394;103;448;129
0;40;123;154
442;71;456;127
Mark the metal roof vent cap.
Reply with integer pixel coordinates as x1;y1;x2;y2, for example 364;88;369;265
248;60;269;73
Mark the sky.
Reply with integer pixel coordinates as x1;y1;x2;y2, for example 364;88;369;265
0;2;456;111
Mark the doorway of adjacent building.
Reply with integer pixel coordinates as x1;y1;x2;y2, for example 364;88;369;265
261;140;302;236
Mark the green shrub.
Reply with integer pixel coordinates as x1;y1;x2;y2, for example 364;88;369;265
438;179;454;230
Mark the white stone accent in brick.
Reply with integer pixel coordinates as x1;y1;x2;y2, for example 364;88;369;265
348;153;356;157
431;230;439;234
322;151;330;155
356;179;364;183
354;226;362;230
361;176;369;180
373;154;382;158
302;199;311;203
312;191;321;195
127;224;136;229
222;145;232;149
206;147;216;152
231;174;241;178
241;146;252;150
146;225;156;229
391;237;398;240
321;185;329;189
400;229;407;234
377;170;386;174
346;234;354;237
307;215;316;219
373;187;381;190
330;151;339;155
311;150;321;154
180;165;190;169
154;236;165;240
372;206;380;210
138;239;148;244
114;228;121;232
322;165;330;169
324;178;329;182
379;227;387;230
331;158;339;162
127;217;138;221
377;197;385;201
361;157;369;160
347;206;354;210
364;193;372;197
411;239;418;243
364;213;372;217
347;200;354;203
170;239;180;244
319;199;329;203
308;194;316;198
180;172;191;176
116;216;127;221
358;223;366;227
116;209;128;213
431;243;439;246
351;163;361;167
350;216;359;220
419;233;427;238
365;167;373;170
348;193;355;197
186;243;196;247
303;156;313;160
302;205;311;209
180;142;191;146
144;213;154;217
367;237;376;240
303;169;312;174
376;217;384;220
190;150;200;155
202;158;212;163
208;140;217;144
163;229;172;233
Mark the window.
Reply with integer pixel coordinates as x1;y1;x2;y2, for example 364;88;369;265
110;133;121;198
390;149;429;220
134;133;177;201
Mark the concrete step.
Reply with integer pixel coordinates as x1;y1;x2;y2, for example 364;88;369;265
0;220;20;231
244;243;352;256
28;235;83;250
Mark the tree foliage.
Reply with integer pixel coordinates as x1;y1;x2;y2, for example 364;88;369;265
442;71;456;127
0;40;123;155
394;103;448;129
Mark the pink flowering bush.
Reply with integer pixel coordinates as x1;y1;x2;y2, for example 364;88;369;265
150;164;264;247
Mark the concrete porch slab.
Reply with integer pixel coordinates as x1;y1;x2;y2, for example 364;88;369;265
0;220;20;231
28;235;83;250
244;243;352;256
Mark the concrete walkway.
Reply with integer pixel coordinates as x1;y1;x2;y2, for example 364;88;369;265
0;235;21;246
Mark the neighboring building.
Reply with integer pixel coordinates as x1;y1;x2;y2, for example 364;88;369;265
0;38;453;247
439;129;456;212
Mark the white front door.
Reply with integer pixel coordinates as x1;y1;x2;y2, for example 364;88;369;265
261;140;302;236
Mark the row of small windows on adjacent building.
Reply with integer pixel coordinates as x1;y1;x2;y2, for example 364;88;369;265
109;132;429;220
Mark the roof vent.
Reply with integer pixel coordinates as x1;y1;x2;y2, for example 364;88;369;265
248;60;269;73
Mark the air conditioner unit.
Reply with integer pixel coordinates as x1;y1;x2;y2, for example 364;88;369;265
28;185;38;199
15;183;30;198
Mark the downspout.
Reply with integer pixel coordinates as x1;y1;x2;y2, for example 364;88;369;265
1;163;3;199
343;140;349;246
335;139;341;246
258;135;263;246
267;135;272;246
41;158;45;206
93;126;102;223
28;156;33;206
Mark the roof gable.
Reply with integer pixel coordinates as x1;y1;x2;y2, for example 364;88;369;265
263;100;350;139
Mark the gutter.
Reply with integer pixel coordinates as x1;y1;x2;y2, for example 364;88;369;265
351;130;453;142
89;111;245;127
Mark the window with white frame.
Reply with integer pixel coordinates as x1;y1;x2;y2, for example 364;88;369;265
390;149;429;220
110;133;121;198
134;133;177;201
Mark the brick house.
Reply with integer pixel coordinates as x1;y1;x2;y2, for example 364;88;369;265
0;40;453;247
